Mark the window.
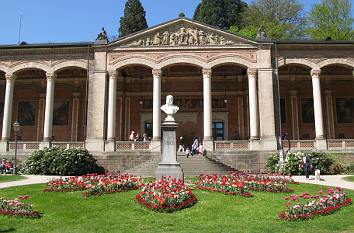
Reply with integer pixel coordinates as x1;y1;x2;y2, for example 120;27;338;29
212;122;224;140
53;101;70;126
280;98;286;124
301;98;314;123
144;122;153;139
18;101;36;126
336;98;354;123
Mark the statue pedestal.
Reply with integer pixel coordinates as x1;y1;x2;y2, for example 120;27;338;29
155;121;184;181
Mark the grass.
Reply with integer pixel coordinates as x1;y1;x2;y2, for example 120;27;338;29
0;183;353;233
343;176;354;183
0;175;26;183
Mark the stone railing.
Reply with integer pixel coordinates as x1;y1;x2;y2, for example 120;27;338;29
327;139;354;150
282;140;315;150
7;141;85;151
214;140;249;151
115;141;151;151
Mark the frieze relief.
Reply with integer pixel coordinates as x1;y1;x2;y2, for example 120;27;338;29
126;26;237;47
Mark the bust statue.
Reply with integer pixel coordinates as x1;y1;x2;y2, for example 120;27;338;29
161;95;179;122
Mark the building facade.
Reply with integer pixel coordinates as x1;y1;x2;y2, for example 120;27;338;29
1;17;354;159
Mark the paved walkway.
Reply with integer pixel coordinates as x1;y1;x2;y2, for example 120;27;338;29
0;175;66;189
0;174;354;190
292;175;354;190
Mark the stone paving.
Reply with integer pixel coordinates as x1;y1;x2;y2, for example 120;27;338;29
0;174;354;190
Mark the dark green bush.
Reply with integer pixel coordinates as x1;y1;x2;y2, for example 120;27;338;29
21;147;105;175
308;151;334;174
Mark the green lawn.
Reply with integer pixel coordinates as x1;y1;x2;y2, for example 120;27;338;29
344;176;354;183
0;175;26;183
0;183;353;233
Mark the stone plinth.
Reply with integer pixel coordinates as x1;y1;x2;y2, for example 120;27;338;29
155;121;184;181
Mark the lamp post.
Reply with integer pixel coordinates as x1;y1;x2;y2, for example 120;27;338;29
13;121;20;175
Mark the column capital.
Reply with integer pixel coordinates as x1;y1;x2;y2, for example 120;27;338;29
5;73;16;81
202;68;212;78
108;70;117;79
311;69;321;77
46;72;57;80
152;69;162;77
247;68;258;78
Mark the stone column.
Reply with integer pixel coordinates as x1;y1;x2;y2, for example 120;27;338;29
36;93;46;141
289;90;299;139
1;74;15;150
311;69;327;149
71;92;80;141
325;90;335;139
202;68;213;151
106;71;117;151
257;68;277;150
43;73;56;145
247;68;259;140
151;69;162;151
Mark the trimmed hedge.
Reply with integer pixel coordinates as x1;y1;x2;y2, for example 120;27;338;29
21;147;105;175
266;151;336;175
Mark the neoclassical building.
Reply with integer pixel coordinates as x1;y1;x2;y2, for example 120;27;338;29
1;17;354;168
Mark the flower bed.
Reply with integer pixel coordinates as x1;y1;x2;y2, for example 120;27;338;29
230;172;295;193
0;195;40;218
279;187;352;220
135;177;197;212
196;174;253;197
44;173;142;197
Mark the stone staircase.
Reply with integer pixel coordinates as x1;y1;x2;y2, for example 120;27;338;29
125;153;236;177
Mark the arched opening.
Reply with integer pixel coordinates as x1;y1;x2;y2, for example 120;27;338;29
12;68;46;141
278;64;313;140
211;64;248;141
116;65;153;140
54;67;88;141
321;64;354;139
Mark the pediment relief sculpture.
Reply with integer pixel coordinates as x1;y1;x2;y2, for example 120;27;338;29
127;26;236;47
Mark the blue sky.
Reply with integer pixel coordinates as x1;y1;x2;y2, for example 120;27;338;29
0;0;352;44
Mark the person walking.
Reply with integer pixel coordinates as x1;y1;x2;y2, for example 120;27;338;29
303;154;312;180
177;136;185;152
191;137;199;156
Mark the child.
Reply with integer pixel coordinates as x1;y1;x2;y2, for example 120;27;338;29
185;147;191;158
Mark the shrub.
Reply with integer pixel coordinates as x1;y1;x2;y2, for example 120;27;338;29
21;147;105;176
266;153;279;173
308;151;334;174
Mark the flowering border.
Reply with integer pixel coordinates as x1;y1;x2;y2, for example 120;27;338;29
0;196;41;219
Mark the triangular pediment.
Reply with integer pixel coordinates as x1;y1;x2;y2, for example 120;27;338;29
109;18;258;48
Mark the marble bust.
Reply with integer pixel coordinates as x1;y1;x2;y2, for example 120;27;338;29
161;95;179;122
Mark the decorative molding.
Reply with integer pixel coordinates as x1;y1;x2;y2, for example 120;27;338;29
202;68;212;77
247;68;257;77
152;69;162;77
5;74;16;81
108;70;117;79
311;69;321;77
46;73;57;80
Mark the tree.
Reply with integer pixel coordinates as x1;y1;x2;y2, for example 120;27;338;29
236;0;305;40
119;0;148;37
193;0;248;30
307;0;353;40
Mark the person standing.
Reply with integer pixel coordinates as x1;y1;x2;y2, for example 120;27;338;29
303;154;312;179
191;137;199;156
177;136;185;152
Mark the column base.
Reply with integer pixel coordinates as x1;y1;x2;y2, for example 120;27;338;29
202;138;214;151
250;136;260;141
250;139;261;150
85;139;105;152
40;141;51;149
315;135;326;140
0;141;8;152
155;163;184;181
105;140;116;152
316;138;327;150
151;139;161;152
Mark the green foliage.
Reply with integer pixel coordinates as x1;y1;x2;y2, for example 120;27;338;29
21;147;105;176
307;0;353;40
266;151;335;175
119;0;148;37
238;0;305;39
193;0;248;30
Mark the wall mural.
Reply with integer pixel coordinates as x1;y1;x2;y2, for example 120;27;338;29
301;98;314;124
128;26;235;47
18;101;36;126
53;101;70;126
336;98;354;123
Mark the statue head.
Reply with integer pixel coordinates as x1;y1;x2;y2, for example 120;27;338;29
166;95;173;105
